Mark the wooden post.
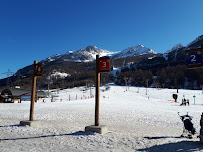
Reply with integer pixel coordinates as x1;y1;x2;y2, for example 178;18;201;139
29;60;37;121
146;79;148;95
124;77;127;91
95;55;100;126
85;55;110;134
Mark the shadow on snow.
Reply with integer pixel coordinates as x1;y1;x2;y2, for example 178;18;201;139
0;131;95;141
0;124;95;141
137;136;203;152
0;124;21;128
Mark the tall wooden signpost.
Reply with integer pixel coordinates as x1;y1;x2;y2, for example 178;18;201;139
85;55;110;134
95;55;100;126
95;55;110;126
20;60;43;127
30;61;43;121
184;44;203;143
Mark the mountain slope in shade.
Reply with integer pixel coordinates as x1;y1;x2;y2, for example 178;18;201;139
112;44;157;59
185;35;203;50
164;43;184;54
163;44;185;61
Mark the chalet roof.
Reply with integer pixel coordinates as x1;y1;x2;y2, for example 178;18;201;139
0;89;47;98
1;89;30;97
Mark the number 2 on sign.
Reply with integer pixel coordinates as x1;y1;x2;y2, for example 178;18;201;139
191;55;196;62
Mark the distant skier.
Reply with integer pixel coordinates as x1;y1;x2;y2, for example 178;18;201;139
184;98;186;105
187;99;189;106
180;98;186;106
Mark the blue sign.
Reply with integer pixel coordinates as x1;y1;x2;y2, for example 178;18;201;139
21;95;31;101
185;51;203;66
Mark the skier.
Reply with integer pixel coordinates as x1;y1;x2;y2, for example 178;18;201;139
184;98;186;105
180;98;186;106
187;99;189;106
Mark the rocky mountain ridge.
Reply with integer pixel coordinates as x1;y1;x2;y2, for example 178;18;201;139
41;44;156;63
40;35;203;65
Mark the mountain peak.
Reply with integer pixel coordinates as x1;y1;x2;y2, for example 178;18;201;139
165;43;184;54
85;46;111;55
137;44;144;47
86;46;97;52
40;54;61;63
112;44;157;59
86;46;102;53
59;46;113;62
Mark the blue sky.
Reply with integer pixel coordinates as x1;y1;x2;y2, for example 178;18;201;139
0;0;203;79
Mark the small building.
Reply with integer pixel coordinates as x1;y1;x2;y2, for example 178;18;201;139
0;95;3;103
0;88;47;103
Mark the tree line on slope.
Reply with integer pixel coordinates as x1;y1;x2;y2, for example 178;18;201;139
115;65;203;90
1;62;203;90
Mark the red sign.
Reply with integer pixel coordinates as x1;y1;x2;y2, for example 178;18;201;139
35;63;44;76
99;57;110;72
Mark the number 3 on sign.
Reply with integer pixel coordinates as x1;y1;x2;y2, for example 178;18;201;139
103;62;106;67
191;55;196;62
99;58;110;72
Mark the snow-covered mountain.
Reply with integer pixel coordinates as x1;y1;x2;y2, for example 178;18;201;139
40;45;157;63
112;44;157;59
3;35;203;88
164;43;184;54
41;54;62;63
161;43;185;61
60;46;114;62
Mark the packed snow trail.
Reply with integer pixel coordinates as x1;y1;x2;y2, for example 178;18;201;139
0;86;203;151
